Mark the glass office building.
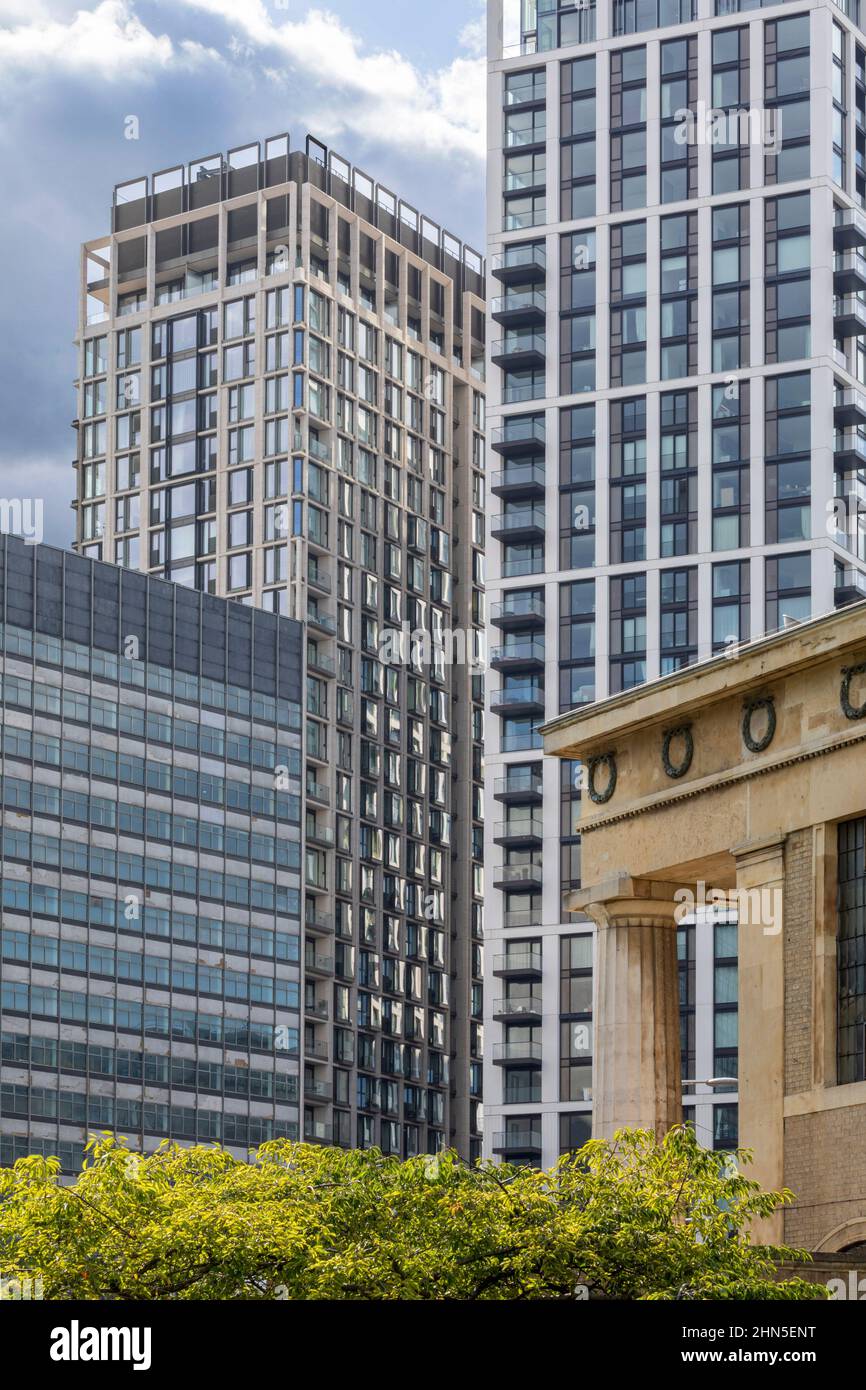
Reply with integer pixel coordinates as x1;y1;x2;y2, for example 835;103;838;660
0;534;303;1171
485;0;866;1166
73;134;487;1159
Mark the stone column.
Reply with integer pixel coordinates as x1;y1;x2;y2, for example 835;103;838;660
733;835;786;1245
571;874;682;1142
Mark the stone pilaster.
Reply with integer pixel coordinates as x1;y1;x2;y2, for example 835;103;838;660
733;835;786;1245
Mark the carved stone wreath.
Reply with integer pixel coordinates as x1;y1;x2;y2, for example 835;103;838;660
742;696;776;754
587;752;617;804
841;662;866;721
662;725;693;779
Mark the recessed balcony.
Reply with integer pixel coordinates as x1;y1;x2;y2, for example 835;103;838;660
305;906;335;936
304;997;330;1021
491;333;546;371
490;505;546;543
490;682;545;717
489;638;546;672
307;564;332;595
494;814;544;847
492;1040;542;1067
304;1078;333;1103
491;244;546;284
305;779;330;807
834;251;866;295
493;862;543;892
834;297;866;338
834;207;866;251
490;290;546;327
494;769;544;803
304;948;335;977
493;947;543;980
834;433;866;473
492;1130;543;1157
307;649;336;678
491;462;546;499
491;417;545;457
303;1121;333;1145
836;390;866;429
307;606;337;636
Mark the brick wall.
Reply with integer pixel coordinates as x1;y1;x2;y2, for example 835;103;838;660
785;1109;866;1249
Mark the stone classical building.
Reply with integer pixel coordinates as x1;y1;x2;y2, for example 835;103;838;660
543;600;866;1250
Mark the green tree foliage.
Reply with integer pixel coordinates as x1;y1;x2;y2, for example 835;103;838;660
0;1126;827;1300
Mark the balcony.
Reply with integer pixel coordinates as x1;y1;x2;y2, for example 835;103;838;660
835;566;866;607
493;862;543;892
835;433;866;473
494;769;544;803
490;290;546;327
304;997;330;1020
307;564;332;594
307;606;337;636
491;417;545;457
490;594;545;630
834;297;866;338
489;638;545;672
491;462;546;499
305;907;335;936
308;435;331;464
491;333;546;371
492;1129;543;1157
490;682;545;717
303;1120;333;1145
490;506;546;542
304;1039;330;1062
835;207;866;251
493;995;543;1023
304;948;334;977
835;390;866;429
493;947;543;979
304;868;329;895
305;779;330;806
494;815;544;847
834;251;866;295
307;649;336;678
303;1078;333;1103
491;244;546;285
492;1040;542;1067
306;820;335;848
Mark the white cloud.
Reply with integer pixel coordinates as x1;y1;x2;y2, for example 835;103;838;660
178;1;485;161
459;0;487;58
0;0;484;160
0;0;218;81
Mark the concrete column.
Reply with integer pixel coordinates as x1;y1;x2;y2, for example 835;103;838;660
571;874;681;1141
733;834;786;1245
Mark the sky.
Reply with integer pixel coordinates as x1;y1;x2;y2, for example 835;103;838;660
0;0;487;547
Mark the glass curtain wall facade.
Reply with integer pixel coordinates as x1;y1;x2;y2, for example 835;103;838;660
487;0;866;1167
73;135;486;1160
0;535;303;1172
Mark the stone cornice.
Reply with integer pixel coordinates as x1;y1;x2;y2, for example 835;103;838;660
576;723;866;835
542;605;866;760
